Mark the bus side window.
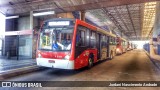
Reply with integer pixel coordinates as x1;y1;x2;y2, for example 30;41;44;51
85;28;90;47
81;31;85;46
101;35;106;47
113;37;117;45
76;26;85;47
104;35;107;46
106;36;108;45
90;31;96;48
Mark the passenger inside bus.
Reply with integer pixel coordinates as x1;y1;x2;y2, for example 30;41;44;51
52;40;60;50
66;34;72;50
52;33;72;50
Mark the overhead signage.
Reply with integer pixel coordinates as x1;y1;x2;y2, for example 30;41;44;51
4;30;32;36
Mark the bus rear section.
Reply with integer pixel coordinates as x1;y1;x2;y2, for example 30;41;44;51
116;37;123;55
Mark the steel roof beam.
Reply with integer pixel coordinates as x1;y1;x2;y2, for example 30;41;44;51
126;5;137;39
2;0;160;15
114;7;130;32
58;0;160;11
102;8;128;37
139;4;142;40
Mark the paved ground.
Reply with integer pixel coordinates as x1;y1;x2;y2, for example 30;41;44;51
0;57;36;72
1;49;160;90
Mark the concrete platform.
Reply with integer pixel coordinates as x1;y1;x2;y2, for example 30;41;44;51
0;57;42;80
144;49;160;71
0;65;40;80
0;58;36;72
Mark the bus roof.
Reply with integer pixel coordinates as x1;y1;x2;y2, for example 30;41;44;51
76;19;117;37
44;18;75;23
121;37;127;41
76;19;97;31
43;18;126;40
97;28;116;37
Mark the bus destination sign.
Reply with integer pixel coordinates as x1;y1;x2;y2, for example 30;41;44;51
48;21;70;26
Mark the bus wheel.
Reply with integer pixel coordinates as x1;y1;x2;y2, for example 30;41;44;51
88;57;93;68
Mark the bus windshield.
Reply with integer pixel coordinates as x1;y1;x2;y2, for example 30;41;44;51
39;26;74;51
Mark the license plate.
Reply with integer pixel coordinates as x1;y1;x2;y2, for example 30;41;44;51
48;60;55;63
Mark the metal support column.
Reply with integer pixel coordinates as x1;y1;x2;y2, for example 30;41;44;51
30;11;33;58
79;11;85;21
16;35;19;60
30;11;33;30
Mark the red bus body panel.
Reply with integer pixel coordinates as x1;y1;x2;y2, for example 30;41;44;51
74;49;98;69
73;20;98;69
37;51;70;59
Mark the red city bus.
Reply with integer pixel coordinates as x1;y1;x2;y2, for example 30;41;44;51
115;37;127;54
116;37;122;54
36;18;122;69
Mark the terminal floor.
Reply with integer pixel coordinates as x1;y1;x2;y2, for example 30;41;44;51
3;49;160;90
0;57;36;72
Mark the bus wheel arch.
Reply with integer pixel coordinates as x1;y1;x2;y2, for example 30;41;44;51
88;53;94;68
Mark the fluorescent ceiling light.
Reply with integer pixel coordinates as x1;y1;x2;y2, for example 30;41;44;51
5;15;19;19
33;11;55;16
142;2;156;38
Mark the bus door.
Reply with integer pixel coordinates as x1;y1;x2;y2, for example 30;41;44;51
97;33;101;59
101;35;107;60
0;38;2;56
106;36;109;58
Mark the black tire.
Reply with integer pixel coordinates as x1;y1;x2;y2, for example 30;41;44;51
88;57;93;68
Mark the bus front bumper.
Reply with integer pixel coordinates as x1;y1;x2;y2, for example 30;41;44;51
36;58;74;69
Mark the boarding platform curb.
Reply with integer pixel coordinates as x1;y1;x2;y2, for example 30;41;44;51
0;65;42;80
143;50;150;56
143;50;160;70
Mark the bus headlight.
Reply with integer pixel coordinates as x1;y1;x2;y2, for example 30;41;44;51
64;55;70;60
116;48;120;52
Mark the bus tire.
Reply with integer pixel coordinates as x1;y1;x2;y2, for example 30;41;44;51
88;57;93;69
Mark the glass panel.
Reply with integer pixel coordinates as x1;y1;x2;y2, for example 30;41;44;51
0;39;2;55
90;31;96;48
19;35;32;59
39;27;74;51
